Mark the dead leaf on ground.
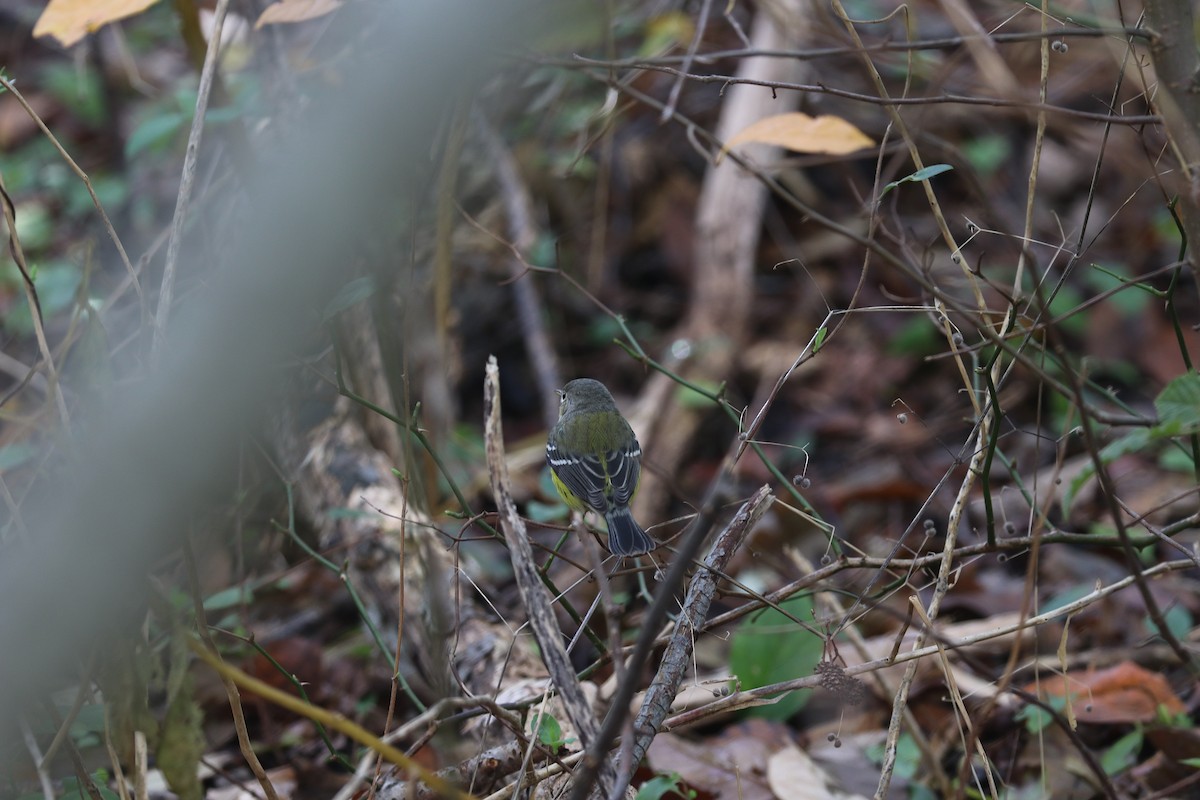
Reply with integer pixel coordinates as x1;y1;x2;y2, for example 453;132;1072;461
718;113;874;161
33;0;160;47
768;744;869;800
255;0;343;28
647;720;782;800
647;718;865;800
1024;661;1186;723
1145;725;1200;766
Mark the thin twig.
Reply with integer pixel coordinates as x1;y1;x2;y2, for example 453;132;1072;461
19;716;54;800
153;0;231;358
567;57;1160;126
0;176;71;429
660;0;712;122
0;74;144;315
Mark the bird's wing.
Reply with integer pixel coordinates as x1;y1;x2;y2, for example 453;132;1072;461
546;442;610;512
609;442;641;506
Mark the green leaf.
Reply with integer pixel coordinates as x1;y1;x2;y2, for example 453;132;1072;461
1153;373;1200;436
2;261;82;336
1084;263;1154;317
1159;444;1197;472
880;163;954;197
1045;284;1087;337
68;703;108;741
1041;582;1095;615
728;596;821;720
1016;696;1067;734
1100;727;1143;775
963;134;1011;175
1146;604;1192;642
636;773;692;800
41;63;107;126
66;172;128;220
812;325;828;353
526;499;568;523
1062;428;1152;517
865;733;922;779
126;110;187;158
532;712;568;748
887;316;942;357
202;585;252;612
1016;703;1051;733
908;164;955;182
1156;706;1192;727
12;201;54;250
1062;375;1200;516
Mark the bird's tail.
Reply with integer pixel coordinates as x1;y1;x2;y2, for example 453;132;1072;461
604;507;654;556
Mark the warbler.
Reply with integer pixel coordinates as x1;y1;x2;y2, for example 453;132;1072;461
545;378;655;556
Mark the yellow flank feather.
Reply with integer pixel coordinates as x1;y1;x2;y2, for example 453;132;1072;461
551;469;589;512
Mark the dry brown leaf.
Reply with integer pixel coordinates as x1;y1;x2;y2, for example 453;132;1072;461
255;0;342;28
1026;662;1186;724
767;744;869;800
33;0;160;47
647;722;781;800
718;112;874;161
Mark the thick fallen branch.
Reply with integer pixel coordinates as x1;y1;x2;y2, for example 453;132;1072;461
626;485;772;776
483;356;617;798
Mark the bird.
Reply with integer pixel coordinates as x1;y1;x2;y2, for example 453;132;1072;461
545;378;655;556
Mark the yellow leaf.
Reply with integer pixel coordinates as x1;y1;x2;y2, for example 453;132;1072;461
718;112;874;161
33;0;161;48
255;0;342;29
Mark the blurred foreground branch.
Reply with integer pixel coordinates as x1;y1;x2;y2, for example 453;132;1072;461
0;0;584;733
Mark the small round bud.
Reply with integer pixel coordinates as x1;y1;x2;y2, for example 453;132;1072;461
833;739;842;748
897;413;908;424
1004;521;1016;535
827;732;836;742
924;518;936;531
997;552;1008;564
820;553;832;566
